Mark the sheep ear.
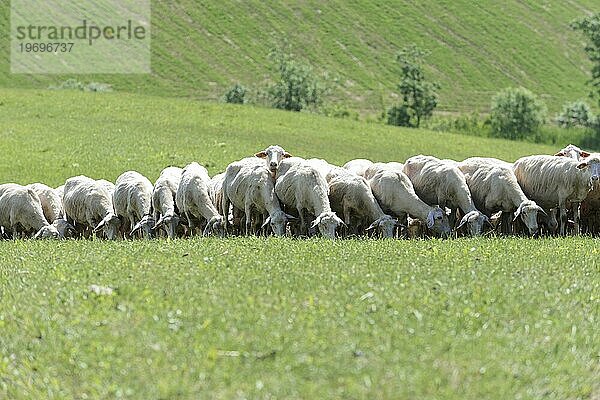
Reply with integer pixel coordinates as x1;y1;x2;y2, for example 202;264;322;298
484;216;494;228
34;229;43;239
554;151;565;156
366;220;379;230
93;219;106;232
537;206;547;216
255;151;267;158
284;213;297;220
310;217;320;229
455;215;469;231
577;162;588;169
283;152;292;158
202;223;212;236
152;216;164;230
513;206;521;222
130;221;143;236
261;216;271;229
581;151;591;158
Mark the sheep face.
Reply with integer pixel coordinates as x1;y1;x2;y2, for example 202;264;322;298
555;144;590;160
577;155;600;183
203;216;226;237
427;207;451;237
255;145;292;177
34;225;60;239
52;218;76;239
366;215;397;238
154;214;180;239
94;214;121;240
456;210;488;236
262;210;293;236
311;211;344;239
131;214;155;238
514;201;543;236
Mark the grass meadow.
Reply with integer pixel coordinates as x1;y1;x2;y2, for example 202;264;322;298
0;89;598;398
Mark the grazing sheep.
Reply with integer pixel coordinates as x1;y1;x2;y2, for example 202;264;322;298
62;175;121;239
554;144;590;160
305;158;337;180
403;155;488;235
513;154;600;235
113;171;155;238
176;162;225;236
254;145;292;178
0;183;60;239
363;162;404;181
342;159;374;177
27;183;63;223
275;159;344;238
222;163;293;235
368;169;451;237
458;157;545;236
326;168;398;237
152;166;183;239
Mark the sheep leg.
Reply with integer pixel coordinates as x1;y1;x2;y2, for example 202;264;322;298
244;203;252;236
500;212;512;235
573;202;580;235
297;206;307;236
559;205;567;236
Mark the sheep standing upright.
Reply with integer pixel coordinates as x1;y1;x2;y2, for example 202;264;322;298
0;184;60;239
513;154;600;235
403;155;488;235
62;176;121;239
176;162;225;236
275;159;344;238
368;169;451;237
222;162;293;235
152;166;183;239
113;171;155;238
326;168;398;237
458;157;545;235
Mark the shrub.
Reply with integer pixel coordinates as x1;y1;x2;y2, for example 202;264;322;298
386;105;412;127
223;84;247;104
268;48;323;112
490;87;546;140
556;100;593;128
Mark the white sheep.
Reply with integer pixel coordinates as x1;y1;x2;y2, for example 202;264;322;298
275;158;344;238
327;168;398;237
176;162;225;236
368;169;451;237
62;175;121;239
152;166;183;238
0;183;60;239
113;171;155;238
363;162;404;181
27;183;63;223
513;154;600;235
403;155;489;235
458;157;545;235
222;162;293;235
342;159;374;177
554;144;590;160
254;145;292;178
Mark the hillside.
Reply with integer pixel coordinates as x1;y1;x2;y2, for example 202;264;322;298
1;1;597;114
0;88;558;186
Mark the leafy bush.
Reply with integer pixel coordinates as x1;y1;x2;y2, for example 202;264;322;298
490;87;546;140
387;44;440;128
268;48;324;112
223;84;247;104
556;100;593;128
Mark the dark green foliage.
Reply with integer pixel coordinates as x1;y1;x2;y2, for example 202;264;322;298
490;87;547;140
556;100;593;128
223;83;247;104
268;48;323;112
387;45;440;128
571;13;600;104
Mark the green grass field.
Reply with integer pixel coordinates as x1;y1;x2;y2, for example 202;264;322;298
0;89;599;398
1;1;597;113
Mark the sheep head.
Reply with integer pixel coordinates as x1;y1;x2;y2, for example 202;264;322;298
514;200;544;236
310;211;344;239
131;214;156;238
94;214;121;240
34;224;60;239
255;145;292;177
427;206;451;237
456;210;489;236
366;215;398;238
203;215;226;237
153;214;180;239
261;210;295;236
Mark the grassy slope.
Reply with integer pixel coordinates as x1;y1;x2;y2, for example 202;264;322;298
0;90;598;398
1;238;599;399
0;88;557;186
0;1;597;113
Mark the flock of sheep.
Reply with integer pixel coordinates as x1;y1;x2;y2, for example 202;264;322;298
0;144;599;240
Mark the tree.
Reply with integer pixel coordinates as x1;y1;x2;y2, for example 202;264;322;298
387;44;440;128
571;13;600;105
223;83;247;104
268;48;323;112
556;100;593;128
490;87;547;140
